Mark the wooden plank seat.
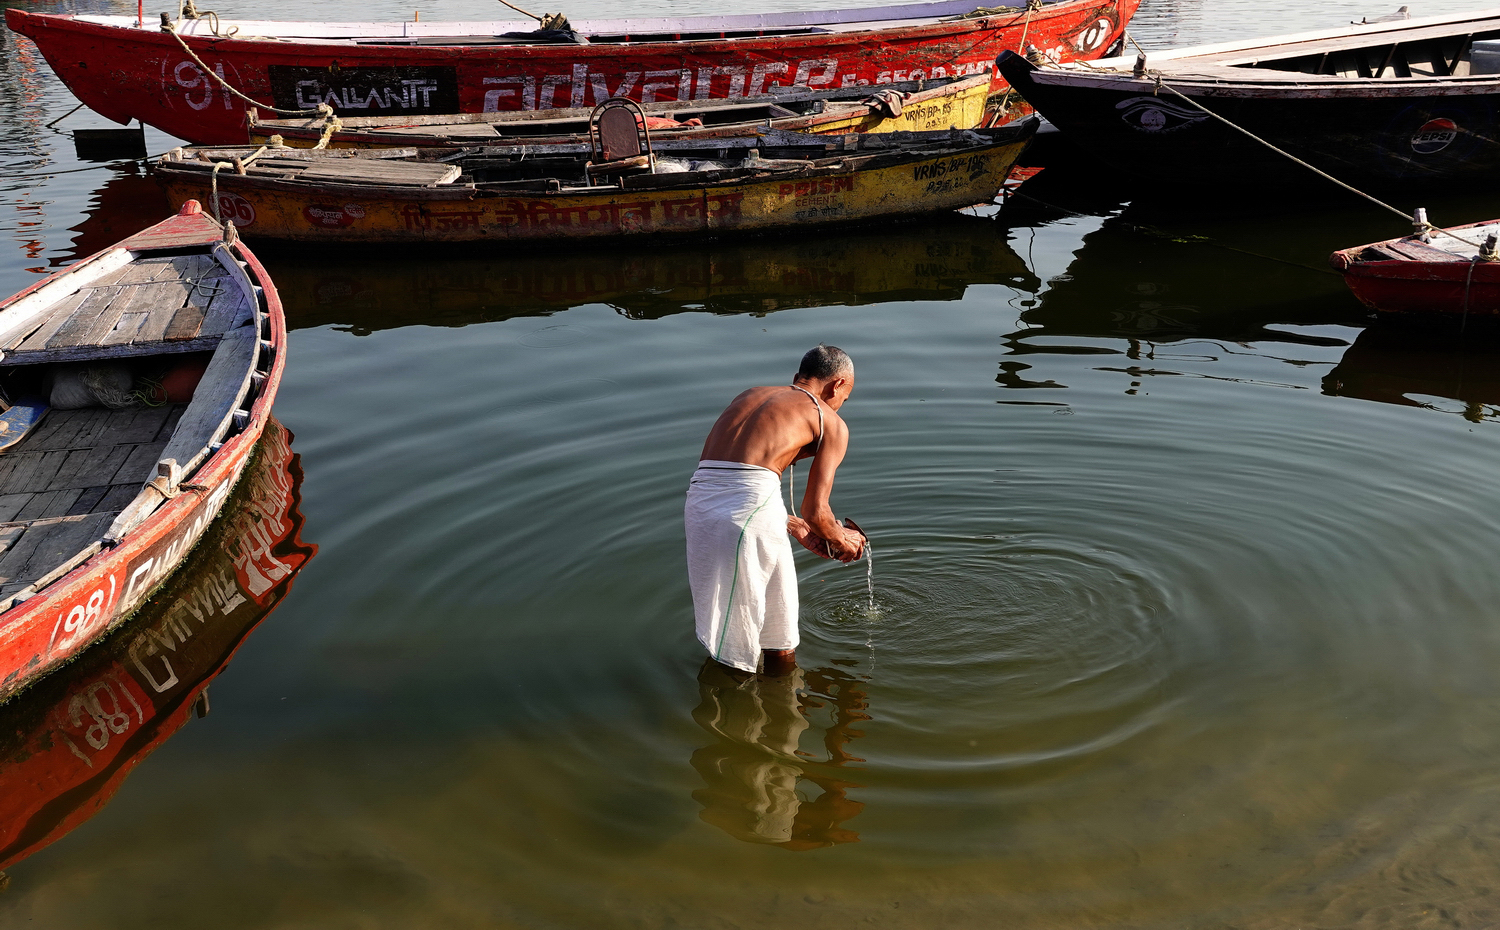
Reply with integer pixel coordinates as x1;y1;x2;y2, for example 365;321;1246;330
0;254;247;366
0;403;185;604
167;154;462;187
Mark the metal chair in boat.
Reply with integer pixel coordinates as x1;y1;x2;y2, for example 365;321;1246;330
586;97;655;183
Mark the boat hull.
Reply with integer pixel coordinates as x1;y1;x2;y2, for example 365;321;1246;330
154;132;1033;243
6;0;1137;145
0;210;287;705
1334;259;1500;320
997;51;1500;190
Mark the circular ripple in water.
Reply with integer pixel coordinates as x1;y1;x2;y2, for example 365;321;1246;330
800;534;1175;778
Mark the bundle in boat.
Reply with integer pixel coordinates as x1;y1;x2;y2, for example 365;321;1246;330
0;201;287;704
150;122;1039;244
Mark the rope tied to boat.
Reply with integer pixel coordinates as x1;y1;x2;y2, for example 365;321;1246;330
162;19;334;118
174;0;238;37
988;0;1045;121
494;0;574;32
208;143;267;235
1128;64;1484;250
312;113;343;150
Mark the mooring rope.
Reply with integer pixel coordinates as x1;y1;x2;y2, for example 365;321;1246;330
1080;39;1482;250
162;22;335;120
208;143;267;229
988;0;1044;123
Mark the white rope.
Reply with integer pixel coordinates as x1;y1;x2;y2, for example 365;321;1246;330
1138;67;1482;249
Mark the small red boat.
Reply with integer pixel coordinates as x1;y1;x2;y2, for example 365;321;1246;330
1332;219;1500;322
5;0;1139;145
0;420;312;875
0;201;286;704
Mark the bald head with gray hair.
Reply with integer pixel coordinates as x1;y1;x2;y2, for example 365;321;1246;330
797;344;853;381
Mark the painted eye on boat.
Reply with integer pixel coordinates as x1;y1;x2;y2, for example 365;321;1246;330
1114;97;1207;133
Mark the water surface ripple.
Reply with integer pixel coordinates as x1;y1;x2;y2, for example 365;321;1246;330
5;0;1500;927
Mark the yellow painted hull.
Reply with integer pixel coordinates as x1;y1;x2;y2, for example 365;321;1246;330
156;138;1028;244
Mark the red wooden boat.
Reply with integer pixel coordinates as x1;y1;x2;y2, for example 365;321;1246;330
1331;219;1500;322
0;201;286;704
0;420;312;877
5;0;1140;145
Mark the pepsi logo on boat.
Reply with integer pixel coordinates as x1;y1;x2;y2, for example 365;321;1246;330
1410;118;1460;154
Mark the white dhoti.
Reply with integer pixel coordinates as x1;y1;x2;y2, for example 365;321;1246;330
685;460;798;674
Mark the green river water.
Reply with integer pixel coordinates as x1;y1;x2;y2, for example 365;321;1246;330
3;0;1500;926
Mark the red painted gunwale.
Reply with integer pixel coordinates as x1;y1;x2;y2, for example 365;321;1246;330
1332;220;1500;317
5;0;1139;145
0;203;287;705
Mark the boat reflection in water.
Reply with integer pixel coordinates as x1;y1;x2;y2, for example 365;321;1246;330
0;421;313;881
1003;167;1363;346
1325;327;1500;422
258;214;1039;332
691;660;868;851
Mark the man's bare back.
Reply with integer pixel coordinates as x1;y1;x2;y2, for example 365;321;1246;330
700;366;864;563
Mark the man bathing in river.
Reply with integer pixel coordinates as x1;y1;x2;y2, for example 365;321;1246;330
686;345;866;675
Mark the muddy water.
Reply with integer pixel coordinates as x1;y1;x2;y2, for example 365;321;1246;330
5;0;1500;927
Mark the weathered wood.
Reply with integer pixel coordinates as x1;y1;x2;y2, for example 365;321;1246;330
295;160;462;186
32;286;121;351
199;295;247;338
66;485;107;516
135;281;200;343
49;446;111;491
163;304;208;341
112;442;168;487
21;539;104;599
0;450;69;496
0;494;31;523
98;483;143;512
0;335;225;366
15;488;84;522
4;290;88;351
157;325;257;478
9;512;115;588
102;310;150;346
23;408;107;452
120;406;178;444
156;406;186;442
47;285;133;349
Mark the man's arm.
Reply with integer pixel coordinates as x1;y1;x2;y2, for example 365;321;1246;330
798;416;864;561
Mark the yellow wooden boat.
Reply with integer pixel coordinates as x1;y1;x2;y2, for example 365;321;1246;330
248;74;998;149
151;123;1036;244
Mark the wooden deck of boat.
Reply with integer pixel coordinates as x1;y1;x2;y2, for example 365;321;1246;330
1;255;239;366
0;403;186;601
165;155;461;187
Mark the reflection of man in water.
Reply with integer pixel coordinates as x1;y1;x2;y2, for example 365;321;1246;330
685;345;865;674
691;659;868;850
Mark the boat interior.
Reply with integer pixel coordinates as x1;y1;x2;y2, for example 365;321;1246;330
1354;223;1500;264
1165;16;1500;79
0;246;263;609
166;127;1010;194
251;76;976;143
